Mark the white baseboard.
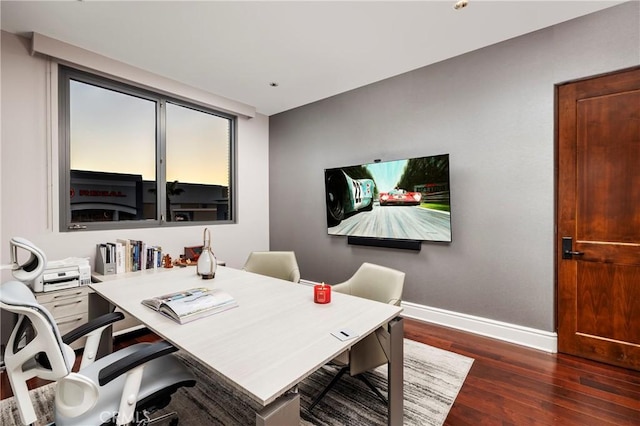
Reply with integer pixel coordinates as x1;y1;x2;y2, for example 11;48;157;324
299;278;557;352
401;301;558;353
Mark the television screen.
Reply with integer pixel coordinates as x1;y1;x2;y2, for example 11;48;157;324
324;154;451;242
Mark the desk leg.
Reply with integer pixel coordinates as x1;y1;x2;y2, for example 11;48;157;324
256;392;300;426
88;291;114;357
388;317;404;426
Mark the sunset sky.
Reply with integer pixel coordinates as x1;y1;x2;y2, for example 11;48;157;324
70;79;230;186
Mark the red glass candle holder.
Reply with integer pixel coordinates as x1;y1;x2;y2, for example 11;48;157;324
314;283;331;304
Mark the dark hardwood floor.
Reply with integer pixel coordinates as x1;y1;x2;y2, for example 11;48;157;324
2;318;639;424
403;319;640;426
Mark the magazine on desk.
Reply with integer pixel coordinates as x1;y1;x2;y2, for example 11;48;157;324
141;287;238;324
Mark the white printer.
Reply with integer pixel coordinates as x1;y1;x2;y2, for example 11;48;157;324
32;257;91;292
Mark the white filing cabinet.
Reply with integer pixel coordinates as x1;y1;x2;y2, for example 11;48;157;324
35;286;89;350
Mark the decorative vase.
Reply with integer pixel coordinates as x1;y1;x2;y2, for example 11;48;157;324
197;228;216;279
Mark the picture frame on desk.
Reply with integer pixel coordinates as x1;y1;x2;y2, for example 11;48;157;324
184;245;203;261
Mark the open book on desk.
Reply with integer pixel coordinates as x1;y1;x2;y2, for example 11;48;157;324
141;287;238;324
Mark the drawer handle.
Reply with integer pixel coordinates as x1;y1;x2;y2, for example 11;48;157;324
53;300;83;308
53;291;83;299
57;317;84;326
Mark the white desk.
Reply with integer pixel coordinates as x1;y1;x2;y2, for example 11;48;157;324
90;266;404;425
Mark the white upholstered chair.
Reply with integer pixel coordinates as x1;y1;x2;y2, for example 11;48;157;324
242;251;301;283
309;262;405;410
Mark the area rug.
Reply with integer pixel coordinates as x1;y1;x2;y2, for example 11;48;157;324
1;339;473;426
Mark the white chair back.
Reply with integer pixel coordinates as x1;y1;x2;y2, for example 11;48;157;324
243;251;301;283
333;262;404;306
0;280;75;424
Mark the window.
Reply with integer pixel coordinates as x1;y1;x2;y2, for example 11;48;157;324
58;66;235;231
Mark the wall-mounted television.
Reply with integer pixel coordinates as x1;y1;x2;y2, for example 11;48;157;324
324;154;451;247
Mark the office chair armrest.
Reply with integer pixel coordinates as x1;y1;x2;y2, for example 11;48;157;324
63;312;125;370
98;340;178;386
61;312;125;345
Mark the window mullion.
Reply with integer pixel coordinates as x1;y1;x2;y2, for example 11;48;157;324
158;100;167;223
59;72;72;230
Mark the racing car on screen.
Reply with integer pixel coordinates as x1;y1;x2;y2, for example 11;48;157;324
379;188;422;206
325;170;375;226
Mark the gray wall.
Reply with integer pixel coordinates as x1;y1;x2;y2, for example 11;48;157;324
268;3;640;332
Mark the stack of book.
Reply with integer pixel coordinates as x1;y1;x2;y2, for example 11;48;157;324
95;239;163;275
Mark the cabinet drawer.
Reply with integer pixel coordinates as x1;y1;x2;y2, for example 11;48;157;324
36;286;89;304
42;295;87;319
57;312;89;350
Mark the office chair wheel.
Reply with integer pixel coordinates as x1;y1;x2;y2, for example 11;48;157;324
134;409;180;426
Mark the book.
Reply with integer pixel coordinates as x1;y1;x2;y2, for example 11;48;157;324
114;241;125;274
116;239;132;272
141;287;238;324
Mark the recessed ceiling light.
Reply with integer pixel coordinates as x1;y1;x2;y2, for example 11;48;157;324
454;0;469;10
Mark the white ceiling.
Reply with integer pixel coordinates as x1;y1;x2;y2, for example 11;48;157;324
1;1;624;116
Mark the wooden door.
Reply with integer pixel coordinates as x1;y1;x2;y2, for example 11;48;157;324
557;67;640;370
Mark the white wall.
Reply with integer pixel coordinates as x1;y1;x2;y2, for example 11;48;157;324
0;32;270;277
268;3;640;335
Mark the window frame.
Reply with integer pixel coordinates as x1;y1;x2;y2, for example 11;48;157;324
58;65;237;232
